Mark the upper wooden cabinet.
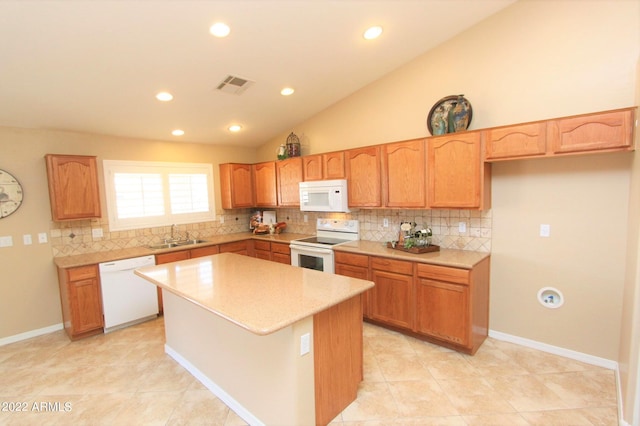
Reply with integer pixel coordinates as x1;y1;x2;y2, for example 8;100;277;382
485;108;635;161
219;163;254;209
427;131;491;210
45;154;101;221
382;138;426;208
484;122;548;161
548;108;635;154
252;161;278;207
345;146;382;207
302;152;345;181
276;157;303;206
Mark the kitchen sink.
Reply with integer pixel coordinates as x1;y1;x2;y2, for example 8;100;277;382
147;239;207;250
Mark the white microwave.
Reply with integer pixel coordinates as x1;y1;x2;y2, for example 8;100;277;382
299;179;350;213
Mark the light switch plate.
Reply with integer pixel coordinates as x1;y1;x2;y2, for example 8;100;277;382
0;236;13;247
300;333;310;356
458;222;466;233
91;228;103;238
540;224;551;237
38;232;48;244
23;234;32;245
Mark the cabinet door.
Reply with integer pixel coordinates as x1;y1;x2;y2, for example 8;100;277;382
427;131;490;209
219;163;254;208
548;108;635;154
415;278;469;347
253;162;278;207
276;157;303;206
69;277;104;334
370;269;413;330
302;155;324;181
323;152;345;179
484;122;547;161
382;139;426;208
45;154;101;221
345;146;381;207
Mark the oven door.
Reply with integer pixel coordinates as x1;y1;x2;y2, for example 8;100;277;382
289;244;335;274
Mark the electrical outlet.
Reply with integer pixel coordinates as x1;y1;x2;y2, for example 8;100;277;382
383;218;389;227
91;228;103;238
38;232;48;244
303;214;308;223
300;333;310;355
458;222;466;233
540;224;551;237
219;216;224;224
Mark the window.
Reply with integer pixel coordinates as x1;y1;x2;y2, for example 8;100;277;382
103;160;216;231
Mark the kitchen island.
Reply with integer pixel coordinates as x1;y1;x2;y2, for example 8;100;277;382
135;252;374;426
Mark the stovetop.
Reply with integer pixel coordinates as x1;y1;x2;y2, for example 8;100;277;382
292;236;351;246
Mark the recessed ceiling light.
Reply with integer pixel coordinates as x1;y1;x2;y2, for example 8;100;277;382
281;87;295;96
210;22;231;38
228;124;242;132
363;26;383;40
156;92;173;102
172;129;184;136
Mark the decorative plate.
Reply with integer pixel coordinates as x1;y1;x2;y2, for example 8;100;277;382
427;95;473;136
0;169;24;218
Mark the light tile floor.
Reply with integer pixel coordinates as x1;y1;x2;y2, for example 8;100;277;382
0;317;618;425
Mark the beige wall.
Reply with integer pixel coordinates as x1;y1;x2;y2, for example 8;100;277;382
0;127;256;338
255;0;640;421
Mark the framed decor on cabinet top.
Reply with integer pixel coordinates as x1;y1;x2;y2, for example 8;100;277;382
0;168;24;218
427;94;473;136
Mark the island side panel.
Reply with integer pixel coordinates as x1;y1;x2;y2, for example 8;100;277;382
162;290;315;426
313;294;364;426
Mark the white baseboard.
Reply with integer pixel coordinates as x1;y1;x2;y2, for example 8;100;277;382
488;329;618;370
0;323;64;347
164;344;265;426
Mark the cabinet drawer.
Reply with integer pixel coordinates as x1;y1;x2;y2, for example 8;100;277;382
190;245;219;258
335;251;369;268
370;256;413;275
253;240;271;251
156;250;190;264
220;241;248;253
271;242;290;254
416;263;469;285
67;265;97;281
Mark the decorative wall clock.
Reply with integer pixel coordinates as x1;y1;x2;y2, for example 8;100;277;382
0;169;24;218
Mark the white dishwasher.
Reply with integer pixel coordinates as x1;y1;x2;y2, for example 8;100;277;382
98;255;158;333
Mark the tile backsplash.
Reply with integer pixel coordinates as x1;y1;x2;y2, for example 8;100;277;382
50;208;491;257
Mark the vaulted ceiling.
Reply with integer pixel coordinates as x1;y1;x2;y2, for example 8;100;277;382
0;0;515;147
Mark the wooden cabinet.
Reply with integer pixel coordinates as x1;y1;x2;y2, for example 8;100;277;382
253;239;272;260
345;146;381;207
382;138;426;208
270;242;291;265
334;251;370;318
276;157;302;206
252;162;277;207
45;154;101;221
303;152;345;181
155;250;190;314
219;240;249;255
219;163;254;209
427;131;491;209
548;108;635;154
190;245;220;258
484;108;635;161
369;257;414;330
485;122;547;161
57;264;104;340
415;258;490;354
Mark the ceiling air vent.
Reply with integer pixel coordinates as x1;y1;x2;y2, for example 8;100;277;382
216;75;254;95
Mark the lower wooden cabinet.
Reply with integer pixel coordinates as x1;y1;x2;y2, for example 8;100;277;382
369;257;414;330
57;264;104;340
270;242;291;265
220;240;249;255
334;249;491;354
253;240;272;260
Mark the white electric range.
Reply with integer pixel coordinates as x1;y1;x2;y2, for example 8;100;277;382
289;218;359;274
